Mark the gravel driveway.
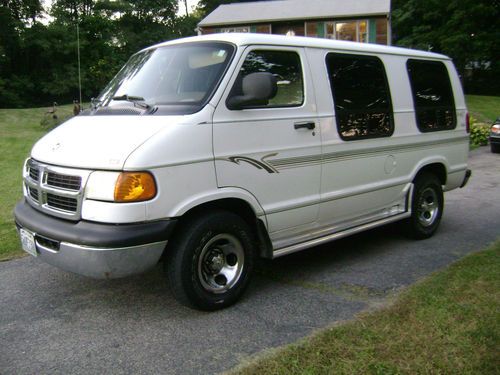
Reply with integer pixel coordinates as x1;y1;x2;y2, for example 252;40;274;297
1;147;499;374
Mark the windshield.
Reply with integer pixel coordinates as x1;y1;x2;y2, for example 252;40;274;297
97;42;235;112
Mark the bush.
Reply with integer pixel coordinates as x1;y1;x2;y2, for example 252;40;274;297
469;116;490;147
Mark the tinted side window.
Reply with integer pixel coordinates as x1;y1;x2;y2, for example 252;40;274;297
326;53;394;140
407;60;456;132
231;50;304;108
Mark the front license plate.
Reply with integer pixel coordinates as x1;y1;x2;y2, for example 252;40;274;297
20;229;37;257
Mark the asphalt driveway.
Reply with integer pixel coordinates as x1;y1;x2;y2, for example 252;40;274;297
1;147;499;374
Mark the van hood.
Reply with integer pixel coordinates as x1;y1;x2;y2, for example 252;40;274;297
31;116;179;170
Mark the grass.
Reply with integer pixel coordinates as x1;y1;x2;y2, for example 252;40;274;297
466;95;500;123
229;241;500;375
0;94;497;261
0;104;74;261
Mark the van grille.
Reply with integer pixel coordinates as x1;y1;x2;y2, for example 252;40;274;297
29;167;40;182
23;159;91;220
28;186;39;202
46;194;78;212
46;172;82;191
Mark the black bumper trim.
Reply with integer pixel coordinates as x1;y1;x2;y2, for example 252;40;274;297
460;169;472;188
14;199;177;248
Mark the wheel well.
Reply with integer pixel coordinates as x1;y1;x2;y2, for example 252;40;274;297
414;163;447;185
179;198;273;259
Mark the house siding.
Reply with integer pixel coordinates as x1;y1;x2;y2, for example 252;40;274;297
200;16;389;45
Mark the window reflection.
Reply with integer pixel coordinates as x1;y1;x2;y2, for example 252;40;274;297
232;50;304;107
97;42;234;108
326;53;394;140
407;60;456;132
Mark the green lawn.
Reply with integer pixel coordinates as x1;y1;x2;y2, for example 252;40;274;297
0;95;498;261
0;105;74;261
230;241;500;375
466;95;500;123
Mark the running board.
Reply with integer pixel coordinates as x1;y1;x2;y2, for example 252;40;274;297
272;212;411;258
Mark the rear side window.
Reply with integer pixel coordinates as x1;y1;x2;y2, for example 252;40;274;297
407;59;456;132
231;50;304;108
326;53;394;141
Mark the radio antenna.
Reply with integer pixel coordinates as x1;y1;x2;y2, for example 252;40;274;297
76;15;82;104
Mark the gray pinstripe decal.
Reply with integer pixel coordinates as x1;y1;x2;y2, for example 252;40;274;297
217;153;279;173
218;136;468;173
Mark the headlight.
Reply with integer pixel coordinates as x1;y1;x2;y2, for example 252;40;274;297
86;171;121;201
491;124;500;134
86;171;157;202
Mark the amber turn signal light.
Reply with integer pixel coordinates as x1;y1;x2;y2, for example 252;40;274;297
114;172;156;202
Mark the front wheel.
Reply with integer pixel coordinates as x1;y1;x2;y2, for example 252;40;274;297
403;173;444;239
165;210;255;310
491;143;500;153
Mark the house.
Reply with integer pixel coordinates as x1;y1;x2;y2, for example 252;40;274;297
198;0;391;45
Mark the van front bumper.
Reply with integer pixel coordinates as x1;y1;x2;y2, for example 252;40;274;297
14;199;176;279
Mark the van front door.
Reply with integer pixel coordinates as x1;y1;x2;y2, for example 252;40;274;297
213;47;321;238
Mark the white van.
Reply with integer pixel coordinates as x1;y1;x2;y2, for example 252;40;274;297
15;34;471;310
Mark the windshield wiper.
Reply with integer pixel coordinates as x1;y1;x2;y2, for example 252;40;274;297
112;94;152;110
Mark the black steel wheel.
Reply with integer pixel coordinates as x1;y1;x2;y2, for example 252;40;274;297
404;172;444;239
165;210;255;310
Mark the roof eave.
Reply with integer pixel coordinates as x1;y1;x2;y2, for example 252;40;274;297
198;12;389;27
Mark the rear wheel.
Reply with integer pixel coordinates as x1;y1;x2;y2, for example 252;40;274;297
165;210;255;310
491;143;500;153
404;172;444;239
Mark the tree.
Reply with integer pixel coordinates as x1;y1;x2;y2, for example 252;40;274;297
0;0;184;107
0;0;44;106
392;0;500;94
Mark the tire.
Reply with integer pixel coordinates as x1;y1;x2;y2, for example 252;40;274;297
165;210;255;311
403;172;444;240
491;143;500;153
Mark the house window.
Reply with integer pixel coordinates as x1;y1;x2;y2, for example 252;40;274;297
407;59;456;132
273;23;304;36
325;20;368;43
326;53;394;140
220;26;250;33
336;22;356;42
358;21;367;43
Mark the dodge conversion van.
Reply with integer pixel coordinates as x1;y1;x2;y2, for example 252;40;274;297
15;34;471;310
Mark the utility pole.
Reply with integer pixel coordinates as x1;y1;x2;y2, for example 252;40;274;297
184;0;189;16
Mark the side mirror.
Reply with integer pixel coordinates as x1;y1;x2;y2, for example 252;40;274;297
227;72;278;110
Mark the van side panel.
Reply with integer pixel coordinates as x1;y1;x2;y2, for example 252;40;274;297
303;48;469;241
212;46;322;234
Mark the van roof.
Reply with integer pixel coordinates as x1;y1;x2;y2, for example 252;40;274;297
144;33;450;60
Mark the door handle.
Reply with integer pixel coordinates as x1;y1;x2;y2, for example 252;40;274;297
294;121;315;130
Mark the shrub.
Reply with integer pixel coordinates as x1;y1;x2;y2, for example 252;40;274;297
469;116;490;147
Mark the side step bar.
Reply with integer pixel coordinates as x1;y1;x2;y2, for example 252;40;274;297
272;212;411;258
